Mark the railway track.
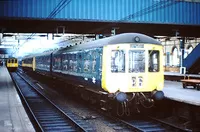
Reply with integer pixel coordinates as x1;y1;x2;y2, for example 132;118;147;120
16;70;192;132
118;116;191;132
11;72;93;132
78;102;191;132
91;104;190;132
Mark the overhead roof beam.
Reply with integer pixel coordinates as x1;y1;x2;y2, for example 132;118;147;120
183;0;200;2
181;0;200;2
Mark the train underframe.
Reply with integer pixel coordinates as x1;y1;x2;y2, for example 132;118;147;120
25;69;164;116
7;67;18;72
73;85;164;116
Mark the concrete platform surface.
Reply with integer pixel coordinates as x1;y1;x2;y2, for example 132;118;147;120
163;80;200;106
0;66;35;132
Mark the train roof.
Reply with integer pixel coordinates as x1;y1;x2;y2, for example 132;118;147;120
7;57;17;60
54;33;161;54
22;51;53;60
34;51;52;58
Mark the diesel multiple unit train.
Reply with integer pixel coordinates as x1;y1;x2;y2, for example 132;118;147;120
22;33;164;116
6;58;18;71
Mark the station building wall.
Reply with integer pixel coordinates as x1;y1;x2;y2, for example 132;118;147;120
162;38;200;72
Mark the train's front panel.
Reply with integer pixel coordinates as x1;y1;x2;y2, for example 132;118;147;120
101;43;164;93
7;59;18;68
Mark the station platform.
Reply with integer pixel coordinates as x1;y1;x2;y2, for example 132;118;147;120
165;72;200;78
0;66;35;132
163;80;200;106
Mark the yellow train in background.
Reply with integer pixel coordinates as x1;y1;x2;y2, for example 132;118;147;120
6;58;18;72
22;33;164;116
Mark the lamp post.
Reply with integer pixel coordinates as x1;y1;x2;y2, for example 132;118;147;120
180;38;185;74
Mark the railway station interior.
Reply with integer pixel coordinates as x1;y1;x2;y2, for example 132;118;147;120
0;0;200;131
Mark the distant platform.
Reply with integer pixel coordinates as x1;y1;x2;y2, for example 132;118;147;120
163;80;200;106
164;72;200;81
0;66;35;132
165;72;182;76
165;72;200;78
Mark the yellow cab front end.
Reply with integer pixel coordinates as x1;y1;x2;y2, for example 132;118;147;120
101;43;164;102
22;57;35;71
7;59;18;68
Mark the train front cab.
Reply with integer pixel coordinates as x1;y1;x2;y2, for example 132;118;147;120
6;58;18;72
102;43;164;103
22;57;35;72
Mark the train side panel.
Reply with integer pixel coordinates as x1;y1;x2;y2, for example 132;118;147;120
101;44;131;93
145;44;164;91
52;48;103;89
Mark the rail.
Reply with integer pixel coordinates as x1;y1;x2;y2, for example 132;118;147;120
119;116;191;132
11;72;89;132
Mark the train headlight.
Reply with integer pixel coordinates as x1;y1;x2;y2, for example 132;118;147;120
115;92;127;102
132;77;136;87
138;76;143;88
134;36;140;42
151;90;164;100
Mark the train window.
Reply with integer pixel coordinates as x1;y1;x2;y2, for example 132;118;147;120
41;57;44;69
47;57;50;69
67;54;76;72
57;56;62;70
99;49;103;77
44;56;49;69
68;54;73;72
129;50;145;73
148;50;159;72
53;55;61;70
69;59;73;71
77;53;82;73
111;50;125;73
73;54;77;72
62;54;68;71
84;51;91;72
92;51;97;73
